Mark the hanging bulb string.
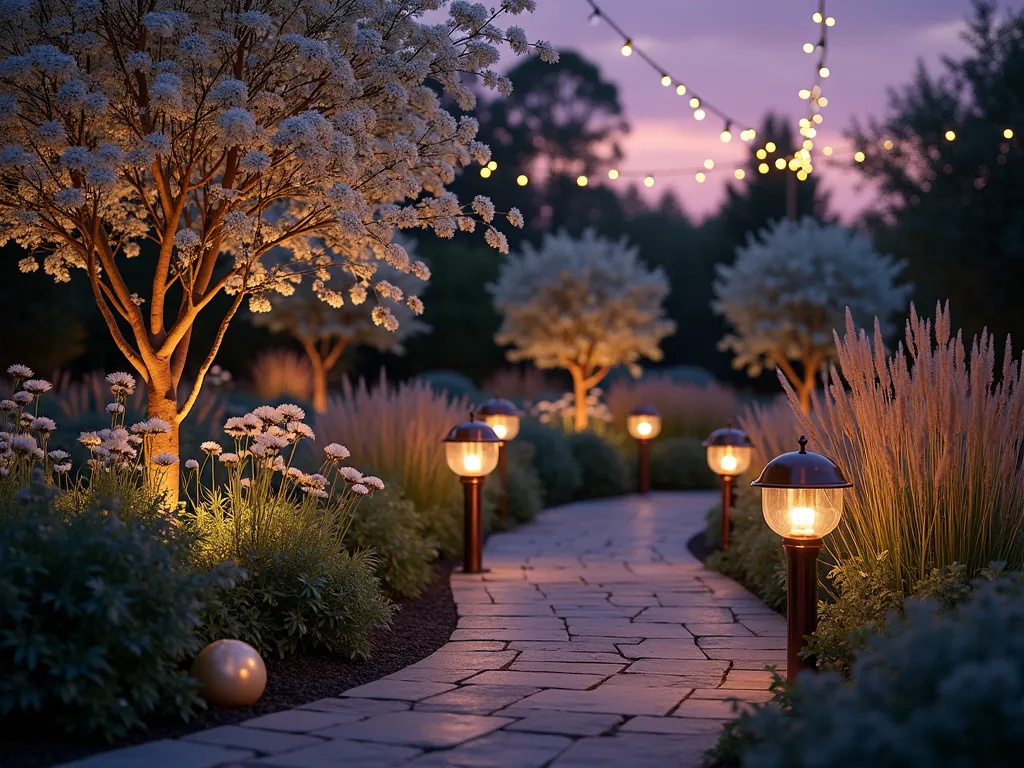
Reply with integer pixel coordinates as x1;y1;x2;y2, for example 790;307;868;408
582;0;756;134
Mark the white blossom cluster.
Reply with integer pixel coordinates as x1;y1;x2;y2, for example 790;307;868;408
532;388;612;428
712;217;912;378
184;403;383;499
0;0;549;329
489;229;676;374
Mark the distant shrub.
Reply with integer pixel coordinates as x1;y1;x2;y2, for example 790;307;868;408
317;371;469;556
708;576;1024;768
516;418;582;507
606;376;740;439
0;484;238;740
504;440;544;523
418;369;477;400
347;485;438;598
568;431;628;499
705;489;786;612
648;436;718;490
250;349;315;402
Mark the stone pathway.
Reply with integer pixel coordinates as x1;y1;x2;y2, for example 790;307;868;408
63;492;786;768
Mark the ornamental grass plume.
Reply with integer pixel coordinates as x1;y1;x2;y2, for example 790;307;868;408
783;302;1024;596
316;370;469;553
738;396;806;475
250;349;315;403
606;376;741;440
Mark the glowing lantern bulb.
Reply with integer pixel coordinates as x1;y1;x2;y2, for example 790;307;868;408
789;506;817;537
463;454;482;472
492;424;507;439
637;421;652;437
720;454;738;472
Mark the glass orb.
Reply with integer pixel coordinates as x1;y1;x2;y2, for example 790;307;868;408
446;441;500;477
761;487;844;539
706;444;752;477
627;414;662;440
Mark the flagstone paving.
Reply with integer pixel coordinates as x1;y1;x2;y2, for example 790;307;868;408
63;492;786;768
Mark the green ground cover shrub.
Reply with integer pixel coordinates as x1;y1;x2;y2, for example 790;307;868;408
706;575;1024;768
515;418;582;506
497;440;544;524
568;431;628;499
347;485;438;598
649;436;718;490
0;482;238;740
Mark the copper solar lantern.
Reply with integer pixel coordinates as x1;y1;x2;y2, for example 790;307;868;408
703;422;754;552
443;413;501;573
476;397;521;528
627;404;661;494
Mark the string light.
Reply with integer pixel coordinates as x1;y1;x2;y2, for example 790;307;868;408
823;146;833;156
775;158;787;170
583;0;756;156
766;142;777;153
487;160;498;171
576;175;588;187
588;7;601;25
759;163;770;174
608;169;619;179
819;66;830;77
945;130;956;141
854;151;865;162
704;158;715;169
517;174;529;186
735;169;746;179
480;167;491;178
695;172;706;183
1005;128;1015;139
756;149;767;159
803;43;815;53
644;175;655;187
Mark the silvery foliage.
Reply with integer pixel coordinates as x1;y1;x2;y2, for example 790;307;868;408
736;576;1024;768
489;229;676;375
0;0;552;328
712;217;911;377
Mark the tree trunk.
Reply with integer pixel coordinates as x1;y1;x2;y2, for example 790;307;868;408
570;367;588;432
311;356;328;415
146;379;180;508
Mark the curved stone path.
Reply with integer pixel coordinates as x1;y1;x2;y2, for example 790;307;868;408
64;492;786;768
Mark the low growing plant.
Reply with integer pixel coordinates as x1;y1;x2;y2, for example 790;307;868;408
568;431;628;500
649;436;718;491
707;575;1024;768
348;485;438;598
516;418;582;507
0;479;238;740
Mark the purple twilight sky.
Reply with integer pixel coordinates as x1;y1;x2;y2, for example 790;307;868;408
495;0;1024;222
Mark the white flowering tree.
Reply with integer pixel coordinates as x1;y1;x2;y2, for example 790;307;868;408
713;217;911;413
252;238;430;413
490;229;676;431
0;0;553;500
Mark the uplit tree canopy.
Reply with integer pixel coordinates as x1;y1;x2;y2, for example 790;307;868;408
0;0;552;498
252;237;430;413
490;229;675;431
713;217;911;412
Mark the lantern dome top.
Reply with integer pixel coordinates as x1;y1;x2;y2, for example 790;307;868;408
703;421;753;448
443;413;501;444
751;436;852;489
476;397;520;418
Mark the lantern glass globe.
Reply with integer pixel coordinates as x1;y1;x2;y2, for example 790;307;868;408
627;414;661;440
706;444;752;477
446;441;500;477
762;487;844;539
482;413;520;442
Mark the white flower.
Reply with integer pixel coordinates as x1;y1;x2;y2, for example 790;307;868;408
287;422;315;441
351;483;369;495
11;434;38;453
277;403;305;422
185;458;200;470
152;453;178;466
30;417;56;432
53;461;72;473
338;466;363;482
47;449;70;460
200;441;223;456
302;486;329;498
22;379;52;395
78;431;102;447
250;433;289;455
0;400;15;412
472;195;495;223
218;452;240;465
240;477;251;488
105;371;136;396
251;405;283;424
506;208;525;228
362;476;385;490
8;364;36;379
130;418;172;434
106;403;125;415
324;443;350;461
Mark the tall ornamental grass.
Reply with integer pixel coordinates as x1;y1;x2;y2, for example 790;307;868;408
784;303;1024;595
605;377;740;439
738;396;806;475
251;349;315;402
316;371;470;554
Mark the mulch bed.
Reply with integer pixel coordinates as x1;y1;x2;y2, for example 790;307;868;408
6;558;459;768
